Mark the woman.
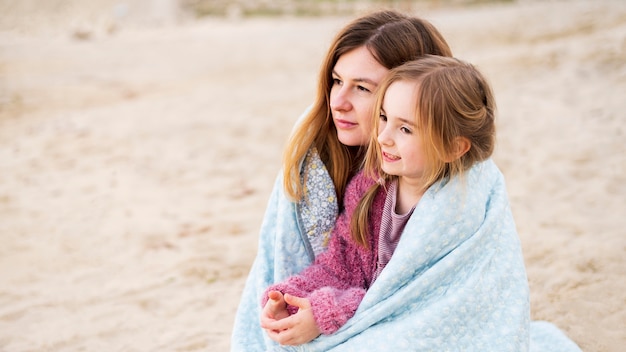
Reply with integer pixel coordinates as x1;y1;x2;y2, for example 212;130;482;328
231;10;452;351
231;9;581;352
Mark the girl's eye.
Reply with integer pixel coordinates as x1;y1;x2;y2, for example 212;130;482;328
379;113;387;122
400;126;413;134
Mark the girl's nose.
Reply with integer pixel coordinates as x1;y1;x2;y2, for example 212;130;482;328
377;125;392;146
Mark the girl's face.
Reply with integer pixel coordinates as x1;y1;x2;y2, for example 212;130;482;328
330;46;389;147
377;80;428;185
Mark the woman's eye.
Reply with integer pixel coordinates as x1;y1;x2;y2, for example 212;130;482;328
379;113;387;122
332;78;342;86
357;85;371;93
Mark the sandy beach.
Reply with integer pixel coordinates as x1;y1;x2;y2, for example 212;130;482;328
1;0;625;350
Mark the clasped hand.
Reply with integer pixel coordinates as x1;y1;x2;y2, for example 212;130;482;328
260;290;321;346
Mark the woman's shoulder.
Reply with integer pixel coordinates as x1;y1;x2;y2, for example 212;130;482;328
344;170;378;206
348;169;378;190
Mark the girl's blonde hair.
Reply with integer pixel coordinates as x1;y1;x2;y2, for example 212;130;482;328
352;56;496;247
282;11;452;206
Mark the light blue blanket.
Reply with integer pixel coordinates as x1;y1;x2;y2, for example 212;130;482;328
231;155;582;351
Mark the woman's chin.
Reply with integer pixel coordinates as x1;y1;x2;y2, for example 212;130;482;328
337;133;367;148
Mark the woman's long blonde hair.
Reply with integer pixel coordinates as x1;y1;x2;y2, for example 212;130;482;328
351;56;497;247
282;10;452;206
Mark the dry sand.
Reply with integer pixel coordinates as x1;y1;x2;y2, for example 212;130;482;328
0;0;625;351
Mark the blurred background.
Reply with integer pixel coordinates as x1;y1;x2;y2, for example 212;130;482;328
1;0;624;351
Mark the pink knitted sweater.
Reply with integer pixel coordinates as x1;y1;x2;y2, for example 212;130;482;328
262;171;387;335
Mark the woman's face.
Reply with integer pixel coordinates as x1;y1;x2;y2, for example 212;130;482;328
330;46;389;147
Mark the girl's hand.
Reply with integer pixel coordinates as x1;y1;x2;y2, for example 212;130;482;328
261;290;290;326
261;293;321;346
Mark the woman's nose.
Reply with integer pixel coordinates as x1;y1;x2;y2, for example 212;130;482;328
330;86;351;112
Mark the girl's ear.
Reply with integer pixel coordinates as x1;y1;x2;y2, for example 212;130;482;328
453;137;471;159
444;137;471;162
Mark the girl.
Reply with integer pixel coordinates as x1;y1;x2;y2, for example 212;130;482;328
231;10;452;351
236;12;581;351
260;56;504;346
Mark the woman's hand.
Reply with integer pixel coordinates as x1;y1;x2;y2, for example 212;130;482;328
261;293;321;345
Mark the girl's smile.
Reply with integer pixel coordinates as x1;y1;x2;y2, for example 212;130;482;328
381;151;400;162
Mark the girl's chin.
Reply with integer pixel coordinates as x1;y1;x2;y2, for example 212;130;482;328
381;164;396;175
